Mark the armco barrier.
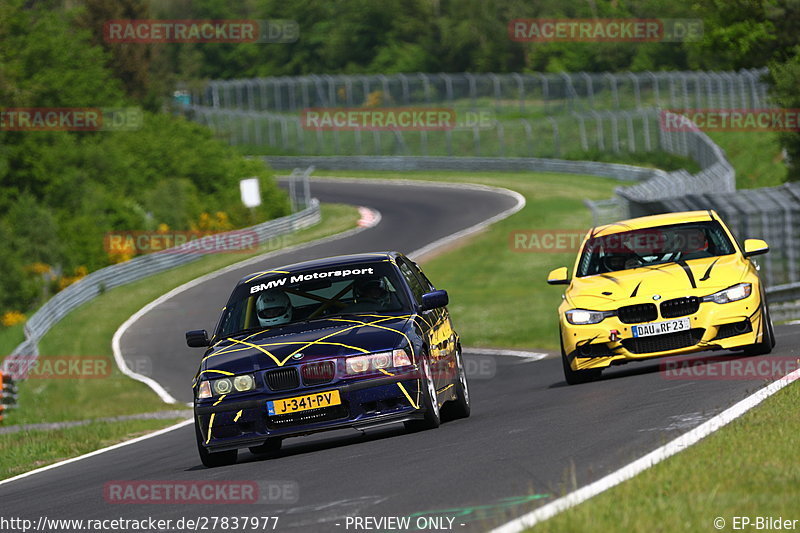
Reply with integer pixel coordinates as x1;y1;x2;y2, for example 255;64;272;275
4;192;321;389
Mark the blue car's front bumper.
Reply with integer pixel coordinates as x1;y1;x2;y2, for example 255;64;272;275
195;370;424;452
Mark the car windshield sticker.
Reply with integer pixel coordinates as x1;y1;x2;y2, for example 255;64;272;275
249;267;375;294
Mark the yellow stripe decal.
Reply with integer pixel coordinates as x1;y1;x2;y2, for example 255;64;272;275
200;369;234;377
233;410;242;422
329;318;416;359
205;413;215;444
213;394;226;406
397;382;419;410
225;337;283;366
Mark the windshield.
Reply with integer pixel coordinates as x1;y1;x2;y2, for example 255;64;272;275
216;262;411;337
576;221;736;277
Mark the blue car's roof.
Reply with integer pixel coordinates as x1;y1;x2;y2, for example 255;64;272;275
235;251;400;286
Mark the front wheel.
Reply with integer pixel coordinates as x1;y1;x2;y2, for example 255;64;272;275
744;301;775;356
404;352;441;431
195;417;237;468
442;348;470;421
561;337;601;385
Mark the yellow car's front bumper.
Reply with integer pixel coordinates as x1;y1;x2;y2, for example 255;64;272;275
561;296;767;371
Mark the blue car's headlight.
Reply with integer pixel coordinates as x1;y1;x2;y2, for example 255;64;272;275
565;309;613;325
197;373;256;399
702;283;752;304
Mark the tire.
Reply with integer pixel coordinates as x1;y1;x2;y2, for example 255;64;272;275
744;300;775;356
442;348;470;421
249;437;282;455
404;351;441;431
195;416;237;468
561;337;601;385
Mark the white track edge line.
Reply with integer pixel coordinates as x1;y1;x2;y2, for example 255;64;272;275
490;366;800;533
2;179;521;485
463;348;549;361
111;211;380;404
0;419;193;488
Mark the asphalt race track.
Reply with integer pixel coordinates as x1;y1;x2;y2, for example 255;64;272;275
1;178;798;532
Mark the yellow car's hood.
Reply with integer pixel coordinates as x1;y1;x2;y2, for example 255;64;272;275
566;255;750;309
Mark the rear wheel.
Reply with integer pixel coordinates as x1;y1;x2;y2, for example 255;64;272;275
561;337;601;385
744;300;775;356
249;437;282;456
442;348;470;421
404;351;441;431
195;416;237;468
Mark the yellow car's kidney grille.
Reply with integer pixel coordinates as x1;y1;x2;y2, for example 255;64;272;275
617;303;658;324
660;296;701;318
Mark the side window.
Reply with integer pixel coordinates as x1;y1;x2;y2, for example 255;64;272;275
408;260;435;292
398;261;425;304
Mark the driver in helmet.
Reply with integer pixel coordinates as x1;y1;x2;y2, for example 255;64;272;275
255;290;293;327
352;277;391;309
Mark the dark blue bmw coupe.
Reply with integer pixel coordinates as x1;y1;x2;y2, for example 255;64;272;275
187;252;470;467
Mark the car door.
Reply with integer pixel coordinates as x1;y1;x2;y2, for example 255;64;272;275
397;257;454;391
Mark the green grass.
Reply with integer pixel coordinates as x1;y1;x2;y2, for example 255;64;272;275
531;382;800;532
316;170;619;350
1;203;359;426
0;323;25;357
0;418;187;479
708;130;788;189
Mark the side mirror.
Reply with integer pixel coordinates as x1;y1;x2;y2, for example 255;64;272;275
743;239;769;257
186;329;210;348
421;290;449;311
547;266;570;285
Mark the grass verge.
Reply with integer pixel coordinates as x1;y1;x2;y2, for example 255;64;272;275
0;418;187;480
316;170;619;349
316;170;798;533
0;323;25;357
708;131;788;189
531;381;800;532
0;203;359;479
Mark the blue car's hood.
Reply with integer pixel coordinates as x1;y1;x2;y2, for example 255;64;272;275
200;315;412;374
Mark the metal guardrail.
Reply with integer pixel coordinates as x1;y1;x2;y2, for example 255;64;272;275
3;171;321;392
189;69;769;115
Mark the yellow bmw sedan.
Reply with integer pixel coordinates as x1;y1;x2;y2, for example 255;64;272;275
547;210;775;384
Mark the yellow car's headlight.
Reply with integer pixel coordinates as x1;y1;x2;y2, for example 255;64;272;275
565;309;613;325
702;283;752;304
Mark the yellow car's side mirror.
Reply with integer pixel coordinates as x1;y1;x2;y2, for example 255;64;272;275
547;266;570;285
743;239;769;257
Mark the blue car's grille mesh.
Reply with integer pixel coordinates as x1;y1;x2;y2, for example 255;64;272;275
265;367;299;391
